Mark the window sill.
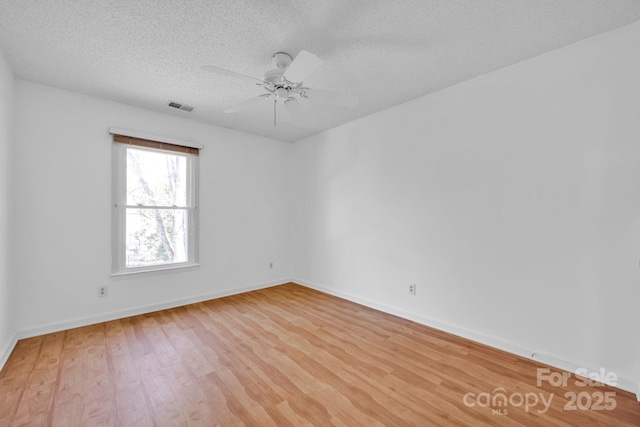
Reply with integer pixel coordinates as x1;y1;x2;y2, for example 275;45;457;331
110;262;200;279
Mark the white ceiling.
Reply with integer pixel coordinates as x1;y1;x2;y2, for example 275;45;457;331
1;1;639;143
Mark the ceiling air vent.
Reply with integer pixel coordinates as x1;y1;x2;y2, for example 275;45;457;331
168;101;195;112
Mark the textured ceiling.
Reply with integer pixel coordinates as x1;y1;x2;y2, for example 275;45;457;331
1;1;639;142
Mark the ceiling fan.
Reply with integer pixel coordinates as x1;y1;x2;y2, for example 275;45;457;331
202;50;358;126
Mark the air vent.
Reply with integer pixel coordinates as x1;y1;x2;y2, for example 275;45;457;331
168;101;195;112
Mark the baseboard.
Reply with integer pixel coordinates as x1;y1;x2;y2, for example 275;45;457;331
0;331;18;372
294;278;639;397
18;278;291;340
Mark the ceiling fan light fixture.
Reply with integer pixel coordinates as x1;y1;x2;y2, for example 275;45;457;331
276;87;289;100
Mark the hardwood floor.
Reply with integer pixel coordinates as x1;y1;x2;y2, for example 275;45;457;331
1;283;638;426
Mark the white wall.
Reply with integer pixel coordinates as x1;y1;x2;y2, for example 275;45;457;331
0;48;16;366
12;81;293;335
293;21;640;392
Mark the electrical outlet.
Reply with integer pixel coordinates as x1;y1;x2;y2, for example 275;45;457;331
269;262;273;270
408;284;416;295
97;286;108;298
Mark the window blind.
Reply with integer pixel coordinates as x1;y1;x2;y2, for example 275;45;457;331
112;134;200;155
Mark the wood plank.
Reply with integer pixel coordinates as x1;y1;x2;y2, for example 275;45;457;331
11;332;65;426
104;320;154;426
0;337;45;425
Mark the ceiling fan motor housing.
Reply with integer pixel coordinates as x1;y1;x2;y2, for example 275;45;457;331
263;68;286;85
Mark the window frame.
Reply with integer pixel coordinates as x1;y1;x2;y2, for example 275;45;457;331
111;133;200;276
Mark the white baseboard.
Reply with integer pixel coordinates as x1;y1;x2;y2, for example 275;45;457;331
18;278;290;340
0;331;18;372
294;278;639;397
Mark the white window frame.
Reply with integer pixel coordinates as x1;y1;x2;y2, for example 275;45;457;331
111;135;200;276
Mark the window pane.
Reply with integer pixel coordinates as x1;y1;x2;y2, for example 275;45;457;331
125;208;188;268
126;148;187;207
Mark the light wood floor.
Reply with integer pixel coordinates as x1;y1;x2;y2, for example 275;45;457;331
1;283;638;426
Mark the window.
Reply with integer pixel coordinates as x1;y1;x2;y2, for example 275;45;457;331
112;131;199;275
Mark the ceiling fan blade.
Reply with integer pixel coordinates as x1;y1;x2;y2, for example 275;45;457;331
302;88;358;108
201;65;264;83
223;94;271;113
283;98;308;123
283;50;323;83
